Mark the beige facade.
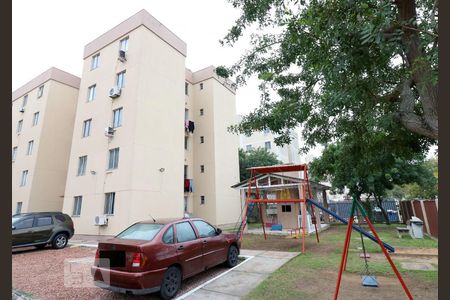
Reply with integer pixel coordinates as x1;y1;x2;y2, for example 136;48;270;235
12;68;80;214
61;10;241;235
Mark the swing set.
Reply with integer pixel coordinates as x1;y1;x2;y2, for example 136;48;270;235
236;164;414;300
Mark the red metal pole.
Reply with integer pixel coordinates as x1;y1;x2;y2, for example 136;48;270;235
365;217;414;300
305;167;320;243
343;218;353;271
334;216;354;300
259;203;267;240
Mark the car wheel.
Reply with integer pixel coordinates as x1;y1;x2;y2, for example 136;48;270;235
226;245;239;268
52;233;68;249
36;244;47;249
160;266;182;300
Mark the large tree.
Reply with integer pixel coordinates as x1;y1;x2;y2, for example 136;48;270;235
220;0;438;148
239;147;282;181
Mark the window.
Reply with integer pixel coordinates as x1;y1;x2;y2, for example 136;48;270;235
26;140;34;156
184;136;188;150
119;37;129;52
16;202;22;214
104;192;115;215
263;128;270;135
37;85;44;98
175;222;197;243
12;147;17;161
77;156;87;176
17;120;23;134
246;144;253;151
281;205;292;213
14;218;33;230
20;170;28;186
162;226;174;244
73;196;82;216
116;70;126;88
265;141;272;150
82;119;92;137
87;85;96;101
112;107;123;128
200;83;204;90
200;136;204;143
184;196;188;212
185;82;189;95
91;53;100;70
200;108;204;116
22;95;28;107
32;112;40;126
35;216;53;227
200;165;205;173
108;148;120;169
117;223;164;241
184;165;188;179
193;220;217;238
54;214;66;222
200;195;205;205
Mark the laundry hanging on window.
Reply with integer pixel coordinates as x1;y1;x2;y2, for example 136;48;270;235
184;179;194;192
184;120;189;130
184;179;190;192
188;121;195;133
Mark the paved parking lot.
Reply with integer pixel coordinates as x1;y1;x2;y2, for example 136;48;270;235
12;245;297;300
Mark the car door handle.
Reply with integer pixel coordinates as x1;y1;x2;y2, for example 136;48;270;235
202;240;207;244
177;245;184;250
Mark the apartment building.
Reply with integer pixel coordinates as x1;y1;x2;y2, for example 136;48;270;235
239;122;302;164
12;67;80;214
61;9;241;235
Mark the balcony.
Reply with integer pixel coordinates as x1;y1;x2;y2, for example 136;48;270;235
184;178;193;193
184;120;195;134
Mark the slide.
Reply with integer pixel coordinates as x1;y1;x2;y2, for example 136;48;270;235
306;198;395;253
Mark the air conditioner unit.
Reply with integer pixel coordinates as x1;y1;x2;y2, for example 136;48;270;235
19;107;25;113
109;86;121;98
104;127;115;137
118;50;127;62
94;215;108;226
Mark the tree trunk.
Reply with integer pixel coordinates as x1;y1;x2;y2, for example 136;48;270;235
375;195;391;225
395;0;438;139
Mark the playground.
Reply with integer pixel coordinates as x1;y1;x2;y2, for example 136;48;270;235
241;224;438;300
235;164;438;299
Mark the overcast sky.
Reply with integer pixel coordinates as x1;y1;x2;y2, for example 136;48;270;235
11;0;324;161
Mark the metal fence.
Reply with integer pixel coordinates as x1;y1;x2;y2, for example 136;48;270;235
328;199;400;223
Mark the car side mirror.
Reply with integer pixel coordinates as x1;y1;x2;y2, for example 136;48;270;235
215;228;222;235
12;225;16;230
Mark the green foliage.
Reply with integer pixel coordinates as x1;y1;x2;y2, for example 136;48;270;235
223;0;438;151
239;147;282;181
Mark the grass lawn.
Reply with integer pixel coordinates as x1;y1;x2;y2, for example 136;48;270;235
242;224;438;300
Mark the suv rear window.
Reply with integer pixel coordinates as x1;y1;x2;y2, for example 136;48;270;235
116;223;164;241
54;214;66;222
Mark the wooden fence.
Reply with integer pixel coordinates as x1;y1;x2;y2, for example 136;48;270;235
399;199;438;238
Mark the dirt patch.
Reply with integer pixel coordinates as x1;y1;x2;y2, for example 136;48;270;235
290;268;437;300
12;245;231;300
395;247;438;256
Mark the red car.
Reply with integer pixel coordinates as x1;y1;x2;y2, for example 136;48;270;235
91;218;240;299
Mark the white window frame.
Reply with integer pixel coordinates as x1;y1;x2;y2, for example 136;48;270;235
119;37;129;52
20;170;28;186
112;107;123;128
37;85;44;98
17;120;23;133
116;70;126;88
82;119;92;138
77;156;87;176
108;148;120;170
22;94;28;107
16;202;23;214
104;192;115;215
73;196;82;216
265;141;272;150
91;53;100;70
12;147;17;161
32;112;40;126
87;85;96;102
246;144;253;151
26;140;34;156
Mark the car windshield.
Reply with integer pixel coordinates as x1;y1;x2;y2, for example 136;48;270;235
116;223;164;241
12;216;23;225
